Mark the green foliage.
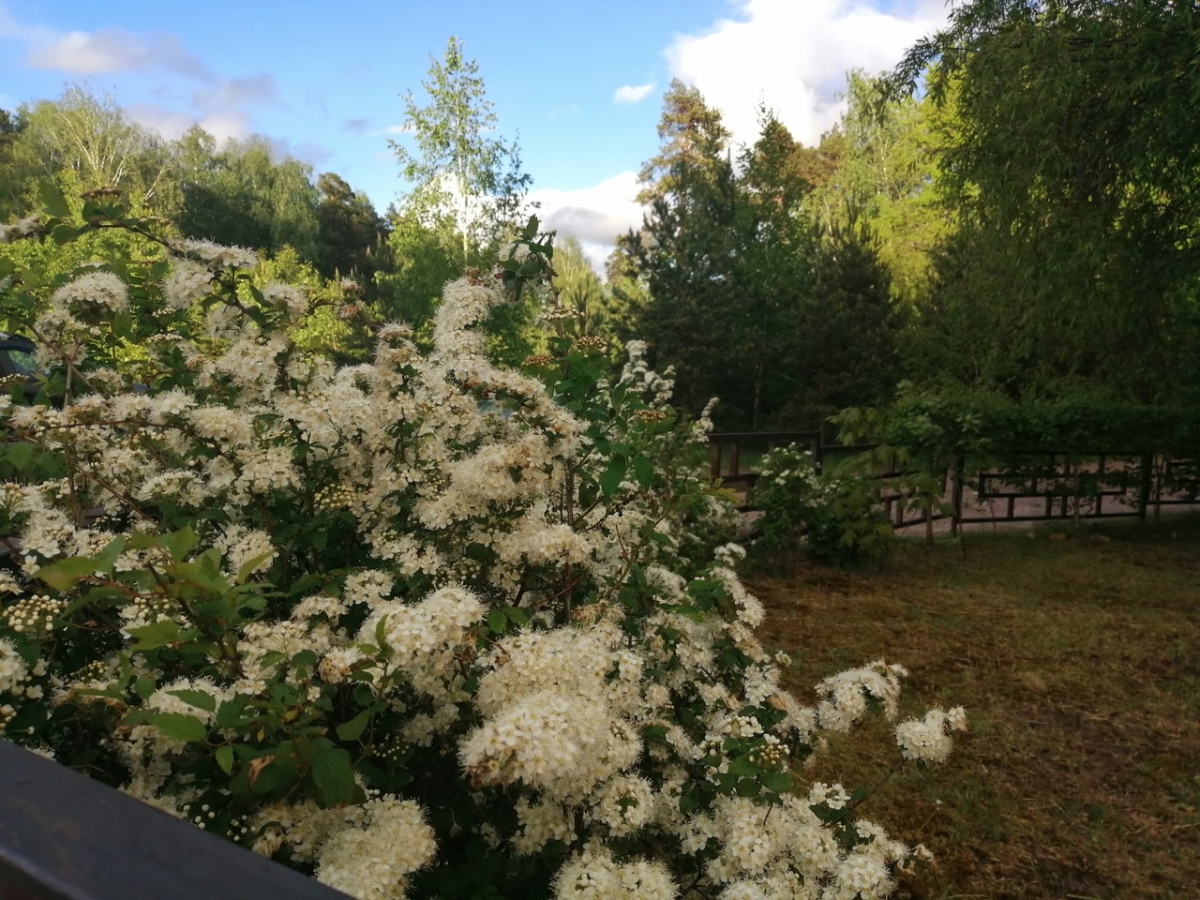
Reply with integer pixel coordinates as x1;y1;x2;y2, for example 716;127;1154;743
626;93;904;430
751;444;894;568
893;0;1200;405
0;197;783;894
315;173;391;283
177;131;322;263
807;72;953;307
550;237;609;340
0;86;392;320
17;88;180;215
0;94;963;899
378;38;540;367
636;80;732;206
842;389;1200;462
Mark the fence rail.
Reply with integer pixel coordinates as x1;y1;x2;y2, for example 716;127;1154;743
708;432;1199;531
0;739;348;900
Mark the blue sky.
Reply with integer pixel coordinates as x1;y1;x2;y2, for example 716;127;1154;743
0;0;950;263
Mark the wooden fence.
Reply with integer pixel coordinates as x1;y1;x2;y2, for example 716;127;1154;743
708;432;1199;532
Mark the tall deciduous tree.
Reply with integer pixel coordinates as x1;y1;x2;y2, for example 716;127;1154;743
807;73;952;306
20;88;178;212
381;37;538;364
389;36;531;263
0;108;31;220
177;133;321;262
893;0;1200;403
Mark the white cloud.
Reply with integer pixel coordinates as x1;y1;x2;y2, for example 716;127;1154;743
0;4;279;147
124;76;279;145
25;28;213;80
126;103;250;144
666;0;949;148
613;83;655;105
529;171;643;272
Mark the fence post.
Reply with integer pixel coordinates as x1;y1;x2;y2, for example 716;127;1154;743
1154;455;1163;523
951;455;965;535
1138;453;1153;523
1072;459;1082;531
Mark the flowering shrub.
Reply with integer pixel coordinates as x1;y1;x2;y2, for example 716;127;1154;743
752;446;895;567
0;191;964;900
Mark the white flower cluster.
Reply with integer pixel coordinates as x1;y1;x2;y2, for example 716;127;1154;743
0;236;963;900
757;444;838;504
814;661;908;733
554;843;676;899
316;798;437;900
51;272;129;313
0;216;41;243
0;637;29;694
894;706;969;764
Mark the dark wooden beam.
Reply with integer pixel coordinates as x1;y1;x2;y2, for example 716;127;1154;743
0;740;348;900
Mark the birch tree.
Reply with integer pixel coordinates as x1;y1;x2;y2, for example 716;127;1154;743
389;37;531;264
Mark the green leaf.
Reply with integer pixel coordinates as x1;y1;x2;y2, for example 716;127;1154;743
127;619;182;651
167;689;216;713
642;724;668;744
236;552;273;584
600;457;626;498
50;223;79;245
163;526;199;562
336;711;371;742
344;677;373;703
761;772;792;793
633;456;655;489
134;676;156;700
311;748;357;808
148;712;207;743
92;536;126;574
735;778;761;798
487;610;507;634
215;745;235;775
5;442;35;470
215;696;248;729
35;556;102;592
726;756;762;778
38;180;71;219
374;614;390;650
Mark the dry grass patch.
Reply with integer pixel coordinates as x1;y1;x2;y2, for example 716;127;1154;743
749;517;1200;900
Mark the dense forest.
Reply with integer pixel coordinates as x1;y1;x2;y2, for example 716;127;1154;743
5;0;1200;433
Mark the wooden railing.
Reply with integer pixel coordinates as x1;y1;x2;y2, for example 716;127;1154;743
708;433;1199;529
0;739;348;900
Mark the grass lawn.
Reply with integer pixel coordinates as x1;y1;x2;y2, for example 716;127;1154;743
748;516;1200;900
